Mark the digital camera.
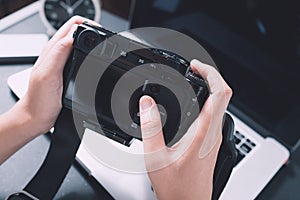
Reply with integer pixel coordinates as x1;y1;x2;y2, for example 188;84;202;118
63;22;209;146
6;23;236;200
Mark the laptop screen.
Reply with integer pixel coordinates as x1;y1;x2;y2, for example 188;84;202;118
130;0;300;148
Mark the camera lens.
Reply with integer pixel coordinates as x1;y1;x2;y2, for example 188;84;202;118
77;29;102;52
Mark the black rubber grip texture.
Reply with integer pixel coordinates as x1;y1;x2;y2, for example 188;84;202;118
212;113;237;200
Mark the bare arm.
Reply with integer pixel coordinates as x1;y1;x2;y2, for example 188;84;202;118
0;100;37;164
0;16;90;165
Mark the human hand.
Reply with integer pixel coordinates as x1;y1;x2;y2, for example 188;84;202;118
139;59;232;200
0;17;104;164
18;16;92;137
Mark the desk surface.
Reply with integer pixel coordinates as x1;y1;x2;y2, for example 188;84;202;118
0;6;300;200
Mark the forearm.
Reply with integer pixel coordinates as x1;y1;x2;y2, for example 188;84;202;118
0;100;38;165
0;17;89;165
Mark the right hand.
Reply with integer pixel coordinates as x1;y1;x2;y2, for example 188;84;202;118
139;59;232;200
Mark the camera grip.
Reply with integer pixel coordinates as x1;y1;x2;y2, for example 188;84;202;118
212;113;237;200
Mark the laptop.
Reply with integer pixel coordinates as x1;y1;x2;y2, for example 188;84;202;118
7;0;299;199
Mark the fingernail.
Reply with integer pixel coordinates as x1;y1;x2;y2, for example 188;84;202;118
140;96;152;110
191;59;202;66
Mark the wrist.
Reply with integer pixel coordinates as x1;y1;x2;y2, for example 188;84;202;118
13;98;44;138
0;99;41;164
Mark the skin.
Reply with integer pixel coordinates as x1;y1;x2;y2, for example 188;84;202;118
0;16;89;164
139;59;232;200
0;16;232;199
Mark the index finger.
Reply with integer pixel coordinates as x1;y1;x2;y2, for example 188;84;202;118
35;16;101;68
189;59;232;158
49;16;97;44
191;59;232;105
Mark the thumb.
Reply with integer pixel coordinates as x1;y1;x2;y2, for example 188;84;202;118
139;95;166;153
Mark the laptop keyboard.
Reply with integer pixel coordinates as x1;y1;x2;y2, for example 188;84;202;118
233;130;256;165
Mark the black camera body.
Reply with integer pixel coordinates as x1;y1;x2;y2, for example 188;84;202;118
63;22;209;146
6;23;236;200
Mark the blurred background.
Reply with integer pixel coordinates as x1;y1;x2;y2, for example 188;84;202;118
0;0;132;19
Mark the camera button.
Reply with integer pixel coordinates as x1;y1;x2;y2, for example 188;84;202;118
150;85;160;95
120;50;127;57
192;97;197;103
197;87;205;97
101;40;117;59
138;58;145;64
130;122;138;129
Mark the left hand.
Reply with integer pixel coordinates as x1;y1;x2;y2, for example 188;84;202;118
0;17;102;164
19;16;89;136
